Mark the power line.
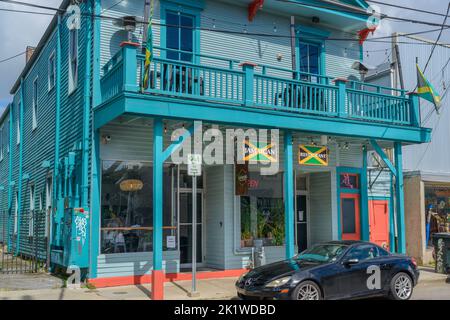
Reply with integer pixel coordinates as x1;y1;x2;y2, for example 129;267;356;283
275;0;450;29
422;3;450;73
0;51;26;64
2;0;450;48
367;0;450;18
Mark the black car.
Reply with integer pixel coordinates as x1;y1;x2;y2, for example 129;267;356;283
236;241;419;300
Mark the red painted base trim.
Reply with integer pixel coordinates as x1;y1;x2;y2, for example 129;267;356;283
151;270;165;300
89;269;247;289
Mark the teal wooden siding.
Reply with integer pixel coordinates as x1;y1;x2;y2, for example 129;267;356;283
99;0;361;81
2;1;91;259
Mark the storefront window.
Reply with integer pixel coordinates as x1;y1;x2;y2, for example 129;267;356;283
240;166;285;248
425;185;450;247
101;161;177;254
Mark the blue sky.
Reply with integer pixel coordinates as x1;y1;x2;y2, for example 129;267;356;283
0;0;449;115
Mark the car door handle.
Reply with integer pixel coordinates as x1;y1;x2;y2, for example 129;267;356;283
381;264;392;269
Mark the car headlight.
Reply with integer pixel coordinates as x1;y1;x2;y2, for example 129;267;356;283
265;276;291;288
238;272;249;283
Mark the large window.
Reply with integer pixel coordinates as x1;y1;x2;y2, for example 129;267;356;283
16;101;20;145
101;161;177;254
32;78;38;130
48;51;56;91
299;41;321;82
166;11;194;62
425;185;450;247
68;29;78;93
240;166;285;248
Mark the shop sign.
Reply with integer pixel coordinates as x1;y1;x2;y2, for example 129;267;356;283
299;145;329;166
187;154;202;177
235;163;249;196
243;140;278;163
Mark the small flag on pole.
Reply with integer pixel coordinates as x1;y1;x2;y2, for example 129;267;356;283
142;0;154;91
416;64;442;113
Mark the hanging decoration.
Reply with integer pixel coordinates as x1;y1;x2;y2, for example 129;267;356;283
357;26;377;45
248;0;264;22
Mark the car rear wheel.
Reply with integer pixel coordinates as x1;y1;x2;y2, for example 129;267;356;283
389;272;413;300
292;281;322;300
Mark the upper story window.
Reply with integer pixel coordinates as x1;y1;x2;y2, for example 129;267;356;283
299;41;321;82
48;51;56;91
166;11;194;62
2;121;8;155
0;126;3;161
16;100;20;145
32;77;38;130
68;28;78;94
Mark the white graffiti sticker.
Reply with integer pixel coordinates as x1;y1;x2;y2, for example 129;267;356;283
75;215;87;243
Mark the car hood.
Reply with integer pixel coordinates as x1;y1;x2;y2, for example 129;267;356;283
246;259;323;281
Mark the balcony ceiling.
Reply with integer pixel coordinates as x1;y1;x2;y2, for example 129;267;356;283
221;0;371;32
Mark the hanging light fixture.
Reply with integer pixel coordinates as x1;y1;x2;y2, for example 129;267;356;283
120;179;144;192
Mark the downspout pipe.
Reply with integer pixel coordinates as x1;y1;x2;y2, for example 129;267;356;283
82;1;92;211
15;77;25;255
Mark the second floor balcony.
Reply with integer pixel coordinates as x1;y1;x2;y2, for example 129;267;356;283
97;42;429;143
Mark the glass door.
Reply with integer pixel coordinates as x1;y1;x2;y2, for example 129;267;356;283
296;194;308;253
179;191;203;267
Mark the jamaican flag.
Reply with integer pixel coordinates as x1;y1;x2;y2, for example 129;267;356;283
142;0;154;91
417;64;442;113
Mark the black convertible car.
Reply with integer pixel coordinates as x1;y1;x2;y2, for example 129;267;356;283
236;241;419;300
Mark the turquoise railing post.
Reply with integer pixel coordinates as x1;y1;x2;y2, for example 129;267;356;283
240;62;257;107
408;92;420;127
120;41;139;92
333;78;348;118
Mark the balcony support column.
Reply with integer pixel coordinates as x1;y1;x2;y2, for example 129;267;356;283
284;131;295;259
120;41;139;92
152;117;164;300
394;142;406;254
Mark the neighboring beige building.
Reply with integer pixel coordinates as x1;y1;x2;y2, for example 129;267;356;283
404;172;450;265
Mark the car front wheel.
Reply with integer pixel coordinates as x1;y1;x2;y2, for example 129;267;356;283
291;281;322;300
389;272;413;300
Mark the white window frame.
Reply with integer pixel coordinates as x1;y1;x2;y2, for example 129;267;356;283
29;185;35;236
14;192;19;234
45;176;53;237
48;51;56;91
0;126;3;161
32;77;38;130
16;99;20;145
68;28;78;94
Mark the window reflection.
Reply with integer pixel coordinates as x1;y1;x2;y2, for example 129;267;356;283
240;167;285;248
101;161;177;254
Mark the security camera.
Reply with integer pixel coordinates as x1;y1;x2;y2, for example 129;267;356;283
102;134;112;144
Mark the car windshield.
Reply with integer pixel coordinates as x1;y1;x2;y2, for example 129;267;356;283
296;244;348;263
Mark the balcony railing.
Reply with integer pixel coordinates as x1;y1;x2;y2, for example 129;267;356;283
100;42;420;127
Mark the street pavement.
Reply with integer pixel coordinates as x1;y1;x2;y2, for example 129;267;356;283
0;268;448;300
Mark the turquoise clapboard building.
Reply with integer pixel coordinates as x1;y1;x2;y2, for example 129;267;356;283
0;0;430;298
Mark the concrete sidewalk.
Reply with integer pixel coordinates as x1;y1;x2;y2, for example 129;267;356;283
0;277;239;300
0;267;448;300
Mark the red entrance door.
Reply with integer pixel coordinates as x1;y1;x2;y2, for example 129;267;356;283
369;200;390;250
341;194;361;240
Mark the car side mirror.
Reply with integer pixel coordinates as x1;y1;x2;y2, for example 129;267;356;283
343;258;359;266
